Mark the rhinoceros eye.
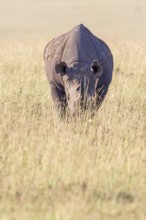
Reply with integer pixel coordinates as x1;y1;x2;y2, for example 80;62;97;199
55;62;67;76
90;60;103;77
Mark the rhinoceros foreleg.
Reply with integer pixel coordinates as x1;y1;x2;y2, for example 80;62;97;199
50;84;67;112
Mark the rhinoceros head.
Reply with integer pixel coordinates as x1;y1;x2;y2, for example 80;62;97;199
56;60;103;113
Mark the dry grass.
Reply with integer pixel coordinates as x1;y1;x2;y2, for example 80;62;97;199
0;39;146;220
0;0;146;219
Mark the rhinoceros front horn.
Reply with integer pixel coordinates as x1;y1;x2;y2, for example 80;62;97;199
55;61;67;76
90;60;103;77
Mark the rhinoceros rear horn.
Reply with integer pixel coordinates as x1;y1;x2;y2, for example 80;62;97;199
90;60;103;77
55;61;67;76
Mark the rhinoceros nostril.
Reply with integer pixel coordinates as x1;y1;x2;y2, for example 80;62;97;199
66;94;70;101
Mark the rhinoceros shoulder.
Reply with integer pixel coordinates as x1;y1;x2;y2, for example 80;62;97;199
44;33;67;61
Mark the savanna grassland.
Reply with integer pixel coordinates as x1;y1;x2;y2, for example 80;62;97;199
0;0;146;219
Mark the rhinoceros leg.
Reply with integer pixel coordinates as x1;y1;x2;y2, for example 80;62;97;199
50;84;67;111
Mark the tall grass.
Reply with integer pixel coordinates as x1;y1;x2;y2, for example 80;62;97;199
0;39;146;220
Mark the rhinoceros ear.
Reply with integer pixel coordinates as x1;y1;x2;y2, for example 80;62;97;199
90;60;103;77
55;61;67;76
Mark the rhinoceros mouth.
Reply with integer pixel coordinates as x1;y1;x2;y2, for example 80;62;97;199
66;83;105;112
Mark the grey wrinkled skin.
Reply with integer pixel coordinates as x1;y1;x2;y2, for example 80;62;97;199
44;24;113;114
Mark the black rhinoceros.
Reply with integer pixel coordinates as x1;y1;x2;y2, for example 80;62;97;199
44;24;113;113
